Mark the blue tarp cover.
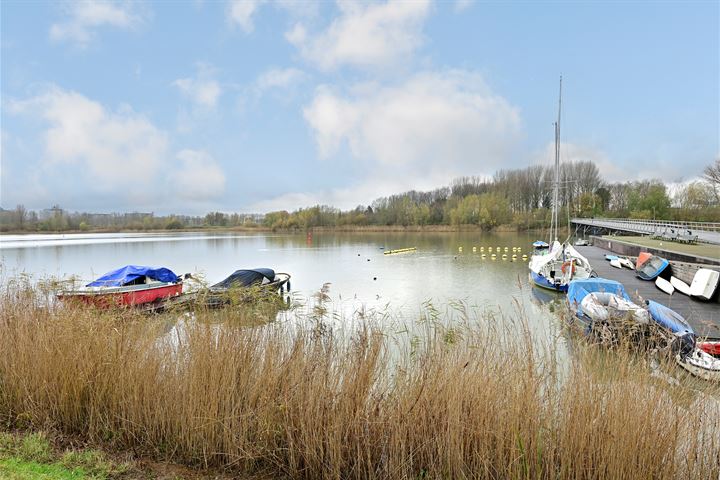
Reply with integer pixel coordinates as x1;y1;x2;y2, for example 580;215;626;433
212;268;276;289
567;278;630;318
87;265;179;287
646;300;694;335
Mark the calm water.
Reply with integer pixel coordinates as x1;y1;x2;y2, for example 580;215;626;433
0;231;560;335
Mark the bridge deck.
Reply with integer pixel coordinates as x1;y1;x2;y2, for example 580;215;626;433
573;218;720;245
578;245;720;339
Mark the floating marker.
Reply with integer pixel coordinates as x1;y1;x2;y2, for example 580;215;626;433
480;246;484;252
458;246;463;252
504;247;509;252
496;247;501;252
472;246;477;252
384;247;417;255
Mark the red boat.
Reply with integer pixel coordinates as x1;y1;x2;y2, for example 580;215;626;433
698;340;720;358
57;265;184;308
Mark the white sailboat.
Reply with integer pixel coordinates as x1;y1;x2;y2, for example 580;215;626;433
529;77;595;292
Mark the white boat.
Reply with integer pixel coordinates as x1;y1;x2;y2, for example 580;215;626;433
528;77;594;292
618;258;634;269
689;268;719;300
670;276;692;296
676;348;720;382
655;277;674;295
609;258;622;269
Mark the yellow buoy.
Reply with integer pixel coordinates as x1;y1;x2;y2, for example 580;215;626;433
472;246;477;252
504;247;508;252
496;247;501;252
458;246;463;252
480;246;484;252
481;253;486;258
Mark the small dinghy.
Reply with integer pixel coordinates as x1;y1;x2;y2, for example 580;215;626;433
636;255;669;281
609;258;622;269
670;276;692;296
689;268;720;300
655;277;674;295
645;301;720;381
636;252;652;269
574;239;589;246
567;278;650;330
618;258;634;269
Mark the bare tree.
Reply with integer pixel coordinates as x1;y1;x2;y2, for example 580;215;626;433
702;158;720;204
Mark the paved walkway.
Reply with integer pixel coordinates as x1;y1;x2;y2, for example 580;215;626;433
599;236;720;261
578;245;720;339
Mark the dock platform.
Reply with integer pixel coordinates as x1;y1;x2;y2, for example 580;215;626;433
578;245;720;339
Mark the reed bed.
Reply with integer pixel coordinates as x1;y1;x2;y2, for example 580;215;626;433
0;278;719;479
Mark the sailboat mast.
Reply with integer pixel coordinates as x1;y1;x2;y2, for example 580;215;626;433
552;76;562;242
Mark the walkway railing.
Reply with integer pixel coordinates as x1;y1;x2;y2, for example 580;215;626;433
571;218;720;245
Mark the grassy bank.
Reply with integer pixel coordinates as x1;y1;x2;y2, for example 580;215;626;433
1;282;719;479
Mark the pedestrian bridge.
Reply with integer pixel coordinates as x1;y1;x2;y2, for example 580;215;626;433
571;218;720;245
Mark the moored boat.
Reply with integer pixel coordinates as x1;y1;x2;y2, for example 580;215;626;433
566;278;649;330
528;78;595;292
201;268;291;307
57;265;184;307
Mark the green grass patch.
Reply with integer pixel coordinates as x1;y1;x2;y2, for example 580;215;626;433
0;457;88;479
0;432;126;479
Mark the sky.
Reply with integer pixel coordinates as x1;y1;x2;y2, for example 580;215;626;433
1;0;718;215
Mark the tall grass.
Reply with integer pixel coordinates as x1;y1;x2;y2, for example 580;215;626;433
0;278;718;479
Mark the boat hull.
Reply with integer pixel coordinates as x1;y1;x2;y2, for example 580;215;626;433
58;283;183;307
529;271;567;292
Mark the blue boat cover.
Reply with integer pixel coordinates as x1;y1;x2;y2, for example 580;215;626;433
567;278;630;317
646;300;694;335
212;268;276;289
636;256;669;280
532;241;549;248
87;265;179;287
605;255;618;261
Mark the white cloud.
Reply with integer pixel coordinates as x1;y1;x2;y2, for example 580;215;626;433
303;70;522;175
256;67;306;91
454;0;475;13
172;64;222;109
8;87;167;189
287;0;431;71
247;178;421;212
227;0;265;33
6;86;226;208
245;70;522;212
50;1;145;47
171;150;226;200
227;0;317;34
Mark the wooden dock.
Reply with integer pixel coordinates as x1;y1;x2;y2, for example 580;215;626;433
578;245;720;339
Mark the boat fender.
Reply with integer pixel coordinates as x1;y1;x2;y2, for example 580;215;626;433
561;261;576;274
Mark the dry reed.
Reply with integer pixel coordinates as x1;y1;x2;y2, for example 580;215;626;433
0;277;718;479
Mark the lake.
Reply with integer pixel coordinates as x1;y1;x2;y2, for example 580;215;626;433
0;231;561;337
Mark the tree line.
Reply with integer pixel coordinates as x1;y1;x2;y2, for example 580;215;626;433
2;159;718;233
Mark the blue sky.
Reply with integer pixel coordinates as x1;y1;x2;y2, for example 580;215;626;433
1;0;718;214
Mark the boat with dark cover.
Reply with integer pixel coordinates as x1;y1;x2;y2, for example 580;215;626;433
202;268;291;306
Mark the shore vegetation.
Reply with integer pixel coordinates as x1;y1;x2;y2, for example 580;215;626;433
1;277;719;479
